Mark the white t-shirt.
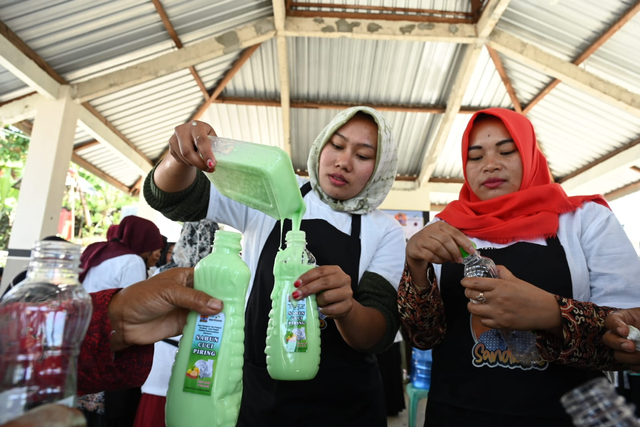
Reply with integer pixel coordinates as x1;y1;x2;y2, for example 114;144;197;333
206;177;406;298
431;202;640;308
142;336;181;397
82;254;147;293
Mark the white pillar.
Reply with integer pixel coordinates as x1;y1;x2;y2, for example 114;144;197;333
1;86;79;294
137;195;182;242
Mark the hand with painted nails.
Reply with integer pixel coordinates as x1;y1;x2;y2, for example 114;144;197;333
292;265;353;319
108;267;223;352
154;120;218;193
405;220;475;288
604;308;640;371
168;120;218;172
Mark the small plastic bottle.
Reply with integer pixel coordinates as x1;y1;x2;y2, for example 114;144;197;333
410;348;433;390
460;244;541;366
265;230;320;380
0;240;93;424
561;377;640;426
165;230;251;427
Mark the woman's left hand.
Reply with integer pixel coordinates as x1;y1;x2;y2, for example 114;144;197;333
292;265;353;319
461;265;562;333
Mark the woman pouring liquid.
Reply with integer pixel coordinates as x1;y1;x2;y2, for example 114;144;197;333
144;106;406;426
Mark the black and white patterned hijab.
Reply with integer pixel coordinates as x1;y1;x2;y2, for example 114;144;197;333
158;219;219;272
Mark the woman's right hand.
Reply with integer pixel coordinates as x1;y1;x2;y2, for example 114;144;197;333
406;221;475;269
168;120;218;172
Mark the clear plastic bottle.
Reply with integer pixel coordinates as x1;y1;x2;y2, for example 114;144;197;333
265;230;320;380
561;377;640;426
460;245;541;366
410;348;432;390
165;230;251;427
0;240;93;424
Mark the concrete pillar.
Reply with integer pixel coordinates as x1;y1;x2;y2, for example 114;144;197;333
1;86;79;294
137;195;182;242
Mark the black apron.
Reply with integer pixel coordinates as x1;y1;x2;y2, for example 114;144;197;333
426;238;602;427
238;183;386;427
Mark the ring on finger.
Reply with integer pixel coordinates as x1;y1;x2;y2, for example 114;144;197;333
475;292;487;303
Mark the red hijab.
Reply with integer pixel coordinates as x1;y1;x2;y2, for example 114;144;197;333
80;215;164;282
436;108;608;243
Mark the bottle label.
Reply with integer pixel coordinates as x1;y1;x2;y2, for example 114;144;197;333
183;313;225;395
285;298;308;352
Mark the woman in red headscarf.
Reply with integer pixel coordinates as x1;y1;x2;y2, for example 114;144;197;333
398;108;640;426
81;215;164;293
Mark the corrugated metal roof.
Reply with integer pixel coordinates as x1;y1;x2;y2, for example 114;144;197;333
497;0;633;62
1;0;639;207
288;37;461;105
432;114;471;179
0;0;272;89
290;0;472;14
583;13;640;96
528;83;640;178
461;46;512;109
498;54;554;106
222;38;281;98
206;102;283;149
88;68;203;161
75;143;141;188
567;166;640;198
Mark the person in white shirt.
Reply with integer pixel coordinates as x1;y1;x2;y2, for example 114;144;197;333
80;215;164;293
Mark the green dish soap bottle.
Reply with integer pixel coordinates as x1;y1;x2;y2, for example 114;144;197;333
165;230;250;427
266;230;320;380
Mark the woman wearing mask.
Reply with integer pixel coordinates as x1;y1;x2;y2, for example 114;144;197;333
144;106;405;426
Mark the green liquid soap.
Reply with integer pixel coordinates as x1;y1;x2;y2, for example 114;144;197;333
204;136;305;222
265;230;321;380
165;230;250;427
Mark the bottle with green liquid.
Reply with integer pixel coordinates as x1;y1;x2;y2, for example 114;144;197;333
265;230;321;380
165;230;250;427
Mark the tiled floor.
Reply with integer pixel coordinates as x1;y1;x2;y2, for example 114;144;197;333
387;392;427;427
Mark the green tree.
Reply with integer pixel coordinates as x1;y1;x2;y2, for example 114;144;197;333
0;125;139;251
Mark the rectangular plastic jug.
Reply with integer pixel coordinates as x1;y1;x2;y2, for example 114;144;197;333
203;136;304;221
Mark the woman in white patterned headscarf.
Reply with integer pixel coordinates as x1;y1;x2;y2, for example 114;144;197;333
146;106;406;426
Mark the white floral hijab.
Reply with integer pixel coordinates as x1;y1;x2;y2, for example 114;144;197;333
307;106;398;215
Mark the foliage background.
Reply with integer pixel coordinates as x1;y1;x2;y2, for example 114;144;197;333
0;125;138;253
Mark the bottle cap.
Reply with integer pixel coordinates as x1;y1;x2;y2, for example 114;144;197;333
459;241;477;258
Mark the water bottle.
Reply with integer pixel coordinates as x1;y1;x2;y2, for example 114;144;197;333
561;377;640;426
0;240;93;424
166;230;251;427
460;244;541;366
410;348;432;390
266;230;320;380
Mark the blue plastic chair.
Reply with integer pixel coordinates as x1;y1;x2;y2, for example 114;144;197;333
406;382;429;427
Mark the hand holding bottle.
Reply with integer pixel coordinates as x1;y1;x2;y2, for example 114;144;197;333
406;221;475;289
462;265;562;334
169;120;217;171
154;120;217;193
108;267;223;352
604;308;640;371
292;265;353;319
